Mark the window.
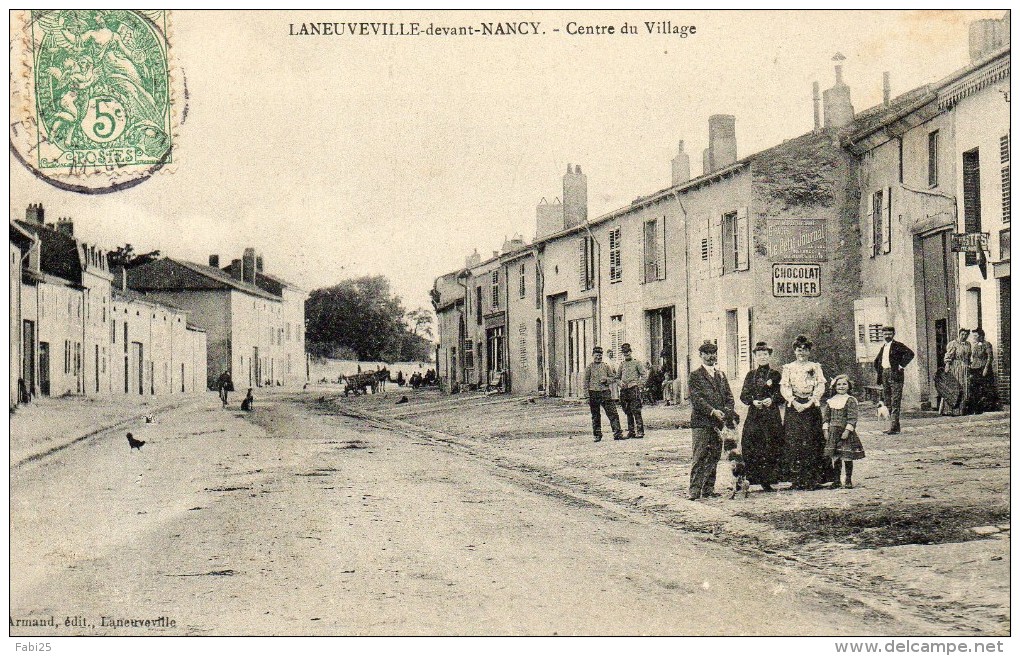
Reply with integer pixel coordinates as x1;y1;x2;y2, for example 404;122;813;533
928;130;939;187
464;339;474;369
608;227;622;282
866;189;892;257
491;270;500;309
519;262;526;298
1000;228;1010;262
1002;134;1010;224
475;286;483;324
534;262;542;309
643;218;666;282
963;148;982;266
579;235;595;291
609;315;624;358
871;190;883;257
286;323;291;341
111;319;117;344
721;210;749;273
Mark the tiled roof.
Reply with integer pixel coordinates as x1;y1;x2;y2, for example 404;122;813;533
129;258;279;301
14;219;81;283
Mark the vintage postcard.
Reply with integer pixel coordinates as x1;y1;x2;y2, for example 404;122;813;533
7;9;1011;646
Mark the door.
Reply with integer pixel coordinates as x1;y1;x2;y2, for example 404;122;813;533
918;230;954;405
547;294;566;396
22;321;36;396
253;347;260;387
567;317;589;398
38;341;48;396
132;342;144;395
647;307;676;377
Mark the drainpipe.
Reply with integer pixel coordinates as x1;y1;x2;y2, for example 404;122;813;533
582;219;602;346
455;272;468;388
674;191;692;386
536;254;547;395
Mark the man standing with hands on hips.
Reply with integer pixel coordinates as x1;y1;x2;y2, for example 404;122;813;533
618;343;648;439
874;325;914;435
687;340;735;499
583;346;624;442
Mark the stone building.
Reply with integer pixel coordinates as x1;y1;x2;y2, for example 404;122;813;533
845;21;1010;407
9;222;35;407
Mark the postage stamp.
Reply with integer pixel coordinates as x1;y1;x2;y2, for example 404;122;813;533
9;10;183;193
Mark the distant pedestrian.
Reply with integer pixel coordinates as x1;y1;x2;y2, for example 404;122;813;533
738;341;784;492
216;370;234;408
781;335;828;490
241;388;254;412
967;328;996;414
618;343;648;439
687;340;734;500
822;375;864;489
942;328;971;415
873;326;914;434
583;346;623;443
661;349;677;405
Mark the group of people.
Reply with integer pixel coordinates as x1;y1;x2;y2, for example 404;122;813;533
582;325;923;500
942;327;998;416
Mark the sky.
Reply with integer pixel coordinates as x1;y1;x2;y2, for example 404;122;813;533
8;9;1008;313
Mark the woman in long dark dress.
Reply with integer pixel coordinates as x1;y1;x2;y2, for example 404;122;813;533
780;335;829;490
739;341;785;492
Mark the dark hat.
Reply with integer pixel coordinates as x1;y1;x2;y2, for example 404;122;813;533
752;341;773;354
592;346;604;354
882;325;896;333
793;334;814;349
620;342;632;352
698;340;718;354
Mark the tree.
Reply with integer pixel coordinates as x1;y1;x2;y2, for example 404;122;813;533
407;307;434;339
306;275;416;362
108;243;161;269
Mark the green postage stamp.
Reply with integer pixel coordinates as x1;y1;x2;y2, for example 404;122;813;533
10;10;182;192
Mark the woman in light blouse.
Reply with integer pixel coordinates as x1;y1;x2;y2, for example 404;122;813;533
780;335;829;490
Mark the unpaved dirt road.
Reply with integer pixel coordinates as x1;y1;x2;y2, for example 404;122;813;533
10;392;936;635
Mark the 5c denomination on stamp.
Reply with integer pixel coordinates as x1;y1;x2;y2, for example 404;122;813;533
10;10;184;193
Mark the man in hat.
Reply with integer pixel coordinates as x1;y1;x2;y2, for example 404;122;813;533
873;325;914;434
618;343;649;439
687;340;735;499
583;346;624;442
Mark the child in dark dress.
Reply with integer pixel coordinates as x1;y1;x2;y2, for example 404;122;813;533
822;374;865;488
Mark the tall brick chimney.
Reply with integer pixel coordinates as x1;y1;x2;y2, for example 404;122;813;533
702;115;737;174
56;217;74;236
671;140;691;186
242;247;256;284
229;259;242;280
255;254;264;274
969;14;1010;64
562;164;588;229
209;254;220;268
823;53;855;130
25;203;45;225
535;196;563;239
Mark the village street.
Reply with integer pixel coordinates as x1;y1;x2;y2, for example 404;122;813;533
9;389;996;637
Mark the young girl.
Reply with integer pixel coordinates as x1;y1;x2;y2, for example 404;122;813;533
822;374;865;488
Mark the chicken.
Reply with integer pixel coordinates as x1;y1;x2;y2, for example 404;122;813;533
126;432;146;451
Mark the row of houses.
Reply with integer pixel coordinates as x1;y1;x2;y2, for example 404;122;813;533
432;17;1010;411
9;206;309;408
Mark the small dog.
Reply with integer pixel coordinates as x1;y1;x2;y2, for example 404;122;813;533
723;434;749;499
126;432;146;451
877;402;890;419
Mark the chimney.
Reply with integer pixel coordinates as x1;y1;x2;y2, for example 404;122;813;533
535;196;564;239
230;259;242;280
671;140;691;186
208;254;220;268
465;248;481;268
25;203;45;225
969;14;1010;64
255;254;264;273
242;247;256;284
813;81;821;131
883;72;891;107
492;250;499;259
703;115;737;174
562;164;588;229
56;217;74;236
823;53;854;130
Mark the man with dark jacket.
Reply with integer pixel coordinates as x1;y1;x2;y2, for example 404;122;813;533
874;325;915;434
583;346;624;442
687;340;735;499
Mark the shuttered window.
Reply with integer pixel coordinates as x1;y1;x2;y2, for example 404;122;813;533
519;262;526;298
928;130;939;187
871;190;884;258
643;218;666;282
491;270;500;308
579;235;595;291
963;148;982;266
722;209;750;274
608;227;622;282
1002;134;1010;225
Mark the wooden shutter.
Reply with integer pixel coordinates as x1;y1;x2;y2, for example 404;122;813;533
863;197;874;258
578;238;587;290
737;306;751;379
883;186;893;254
711;213;724;277
736;207;750;271
643;220;658;282
657;216;667;280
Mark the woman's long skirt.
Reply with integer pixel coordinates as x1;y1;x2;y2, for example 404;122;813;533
783;404;829;489
741;406;784;485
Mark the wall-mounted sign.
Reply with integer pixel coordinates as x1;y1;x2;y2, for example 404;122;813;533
767;218;827;262
951;232;989;253
773;263;821;297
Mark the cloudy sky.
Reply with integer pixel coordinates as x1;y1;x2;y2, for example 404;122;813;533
9;9;1006;311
